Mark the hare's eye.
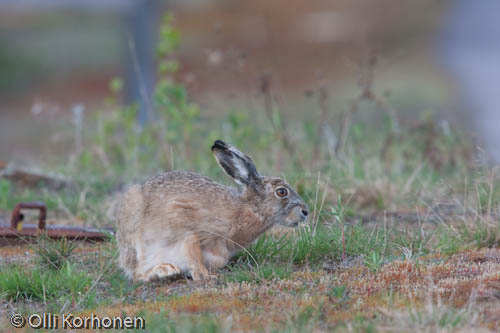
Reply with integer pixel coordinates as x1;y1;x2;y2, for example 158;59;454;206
276;187;288;198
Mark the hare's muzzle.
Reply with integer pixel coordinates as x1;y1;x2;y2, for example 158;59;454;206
282;204;309;227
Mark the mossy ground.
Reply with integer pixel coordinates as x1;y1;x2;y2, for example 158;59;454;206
1;228;499;332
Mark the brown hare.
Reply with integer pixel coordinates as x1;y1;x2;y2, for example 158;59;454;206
116;140;309;282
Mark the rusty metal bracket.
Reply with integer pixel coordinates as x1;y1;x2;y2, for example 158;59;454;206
10;201;46;230
0;201;113;245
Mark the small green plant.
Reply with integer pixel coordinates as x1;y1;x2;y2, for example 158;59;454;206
288;225;333;265
365;250;384;272
328;284;348;301
437;228;462;255
32;234;77;270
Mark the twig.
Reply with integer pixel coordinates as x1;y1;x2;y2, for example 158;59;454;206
312;84;329;168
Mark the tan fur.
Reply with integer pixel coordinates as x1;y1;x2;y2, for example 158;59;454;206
116;141;308;282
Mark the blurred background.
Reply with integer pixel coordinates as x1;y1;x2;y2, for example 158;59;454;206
0;0;458;159
0;0;498;177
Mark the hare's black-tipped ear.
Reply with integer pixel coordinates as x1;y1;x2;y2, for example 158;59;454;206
211;140;260;186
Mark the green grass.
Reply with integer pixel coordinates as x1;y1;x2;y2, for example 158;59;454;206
0;262;92;304
222;219;434;284
0;236;139;314
235;222;392;270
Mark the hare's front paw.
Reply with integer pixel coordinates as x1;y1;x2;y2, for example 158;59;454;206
140;263;181;282
191;271;217;281
190;267;209;281
190;265;218;281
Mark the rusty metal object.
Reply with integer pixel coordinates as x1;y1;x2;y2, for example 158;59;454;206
0;202;113;245
11;201;46;230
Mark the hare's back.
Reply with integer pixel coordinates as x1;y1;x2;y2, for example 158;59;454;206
139;171;239;233
141;171;239;209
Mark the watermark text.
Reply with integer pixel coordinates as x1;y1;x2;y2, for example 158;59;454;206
10;313;145;329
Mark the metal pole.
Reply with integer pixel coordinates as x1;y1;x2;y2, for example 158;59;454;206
124;0;159;125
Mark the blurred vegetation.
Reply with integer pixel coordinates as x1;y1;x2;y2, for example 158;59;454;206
67;15;475;198
1;13;497;250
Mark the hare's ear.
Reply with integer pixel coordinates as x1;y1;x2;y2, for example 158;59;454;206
211;140;261;187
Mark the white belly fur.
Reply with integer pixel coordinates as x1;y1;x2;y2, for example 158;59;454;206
141;240;191;274
140;238;232;275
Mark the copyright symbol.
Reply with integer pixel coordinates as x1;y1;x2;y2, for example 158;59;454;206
10;314;26;328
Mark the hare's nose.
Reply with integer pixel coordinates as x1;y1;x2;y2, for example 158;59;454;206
301;209;309;217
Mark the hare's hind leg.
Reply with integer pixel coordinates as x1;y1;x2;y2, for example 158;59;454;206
139;263;181;282
134;238;184;282
117;243;138;279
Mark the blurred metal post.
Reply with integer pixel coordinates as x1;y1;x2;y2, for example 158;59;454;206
0;0;159;125
440;0;500;162
124;0;159;125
